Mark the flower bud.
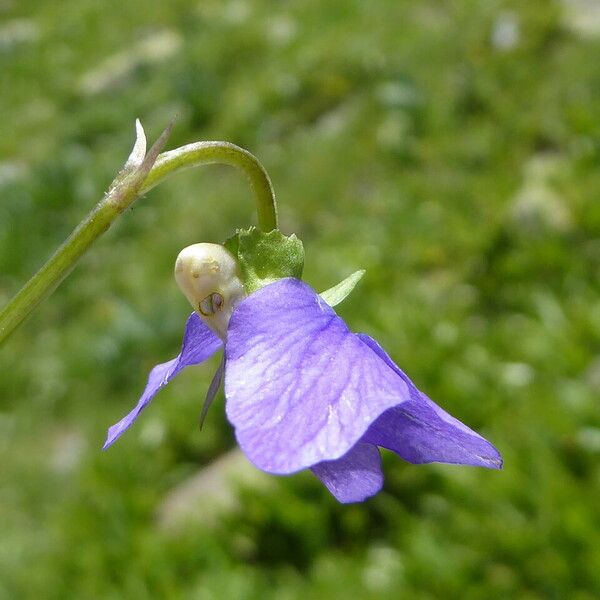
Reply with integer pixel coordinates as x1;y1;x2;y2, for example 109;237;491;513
174;243;245;340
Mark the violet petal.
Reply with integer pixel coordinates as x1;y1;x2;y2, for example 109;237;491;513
225;278;412;474
103;313;222;449
358;334;502;469
311;442;383;503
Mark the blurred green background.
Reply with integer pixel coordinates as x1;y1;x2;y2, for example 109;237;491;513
1;0;600;598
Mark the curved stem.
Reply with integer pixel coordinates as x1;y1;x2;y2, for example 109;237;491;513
0;203;120;345
0;127;278;345
142;142;277;231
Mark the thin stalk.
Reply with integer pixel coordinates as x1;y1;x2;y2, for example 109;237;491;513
141;141;277;231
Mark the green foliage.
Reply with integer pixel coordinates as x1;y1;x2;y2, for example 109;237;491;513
1;0;600;598
224;227;304;293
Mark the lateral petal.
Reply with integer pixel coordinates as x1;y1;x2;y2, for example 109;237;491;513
103;313;222;449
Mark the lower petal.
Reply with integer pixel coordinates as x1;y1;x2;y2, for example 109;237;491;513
311;443;383;503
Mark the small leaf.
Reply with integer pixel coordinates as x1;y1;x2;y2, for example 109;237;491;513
108;119;173;203
224;227;304;293
124;118;147;171
320;270;365;307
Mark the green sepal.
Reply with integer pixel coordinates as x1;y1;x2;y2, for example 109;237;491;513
320;270;365;307
224;227;304;294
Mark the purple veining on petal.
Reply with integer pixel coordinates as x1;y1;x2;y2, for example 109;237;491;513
311;442;383;503
358;334;502;469
224;278;412;475
103;312;222;449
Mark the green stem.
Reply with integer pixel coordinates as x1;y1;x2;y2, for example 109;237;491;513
0;127;278;345
142;142;278;231
0;203;120;345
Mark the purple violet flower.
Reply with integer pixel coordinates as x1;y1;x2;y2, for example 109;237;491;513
104;242;501;504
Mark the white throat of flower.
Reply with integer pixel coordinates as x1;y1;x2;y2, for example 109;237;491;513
174;243;246;340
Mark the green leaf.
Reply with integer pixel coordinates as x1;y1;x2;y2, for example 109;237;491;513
224;227;304;293
320;270;365;307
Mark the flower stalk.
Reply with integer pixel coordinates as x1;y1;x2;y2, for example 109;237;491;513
0;121;278;345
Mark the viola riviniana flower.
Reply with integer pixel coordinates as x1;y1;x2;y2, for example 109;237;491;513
104;239;502;503
0;120;500;503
